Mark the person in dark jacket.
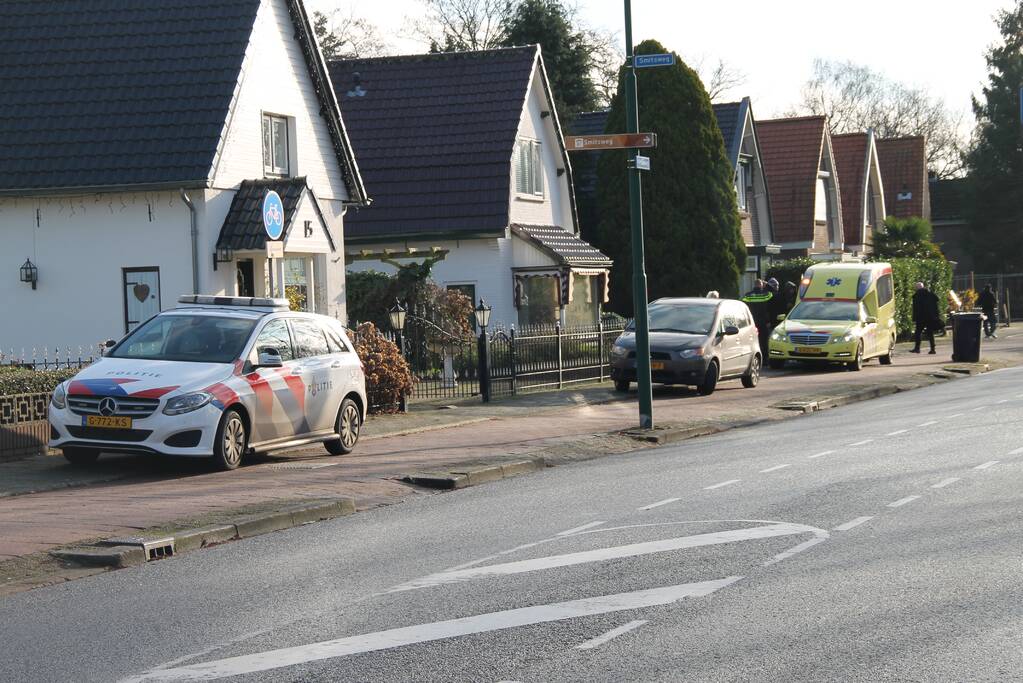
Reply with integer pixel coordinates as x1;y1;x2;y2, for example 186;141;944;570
742;279;774;354
978;284;998;338
765;278;788;325
911;282;940;354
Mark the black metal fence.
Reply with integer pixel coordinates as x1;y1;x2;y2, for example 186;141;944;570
382;314;627;403
487;320;626;399
380;308;481;401
952;273;1019;322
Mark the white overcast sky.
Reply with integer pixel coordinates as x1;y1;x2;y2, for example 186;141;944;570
307;0;1010;120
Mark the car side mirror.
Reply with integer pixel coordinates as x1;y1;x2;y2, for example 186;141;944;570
776;314;786;322
256;346;283;368
865;316;877;325
101;339;117;356
724;325;740;336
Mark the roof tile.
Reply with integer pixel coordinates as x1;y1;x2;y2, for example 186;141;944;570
757;116;827;244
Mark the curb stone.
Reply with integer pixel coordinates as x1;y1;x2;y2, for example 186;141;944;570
49;498;356;568
402;457;545;490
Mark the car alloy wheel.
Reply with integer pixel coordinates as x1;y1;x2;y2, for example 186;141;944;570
326;398;362;456
742;355;761;388
214;410;247;471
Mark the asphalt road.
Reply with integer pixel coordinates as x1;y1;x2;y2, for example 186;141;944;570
2;366;1022;682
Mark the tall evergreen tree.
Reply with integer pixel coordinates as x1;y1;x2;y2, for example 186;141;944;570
499;0;599;119
594;40;744;315
964;2;1023;271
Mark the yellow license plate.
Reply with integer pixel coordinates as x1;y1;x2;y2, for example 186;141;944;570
650;361;665;370
794;347;825;355
84;415;132;429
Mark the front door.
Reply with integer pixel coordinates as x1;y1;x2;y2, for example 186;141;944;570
123;267;161;333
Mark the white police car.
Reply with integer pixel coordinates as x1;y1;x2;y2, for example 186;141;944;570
48;296;367;470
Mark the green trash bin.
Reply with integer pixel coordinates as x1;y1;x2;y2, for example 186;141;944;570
952;312;983;363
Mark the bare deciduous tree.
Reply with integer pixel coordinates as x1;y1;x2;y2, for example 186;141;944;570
581;27;622;107
701;59;746;103
313;9;389;59
409;0;514;52
790;59;966;178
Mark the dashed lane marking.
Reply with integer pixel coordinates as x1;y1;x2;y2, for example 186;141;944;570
886;429;909;436
849;439;874;447
807;450;834;460
947;413;964;418
996;399;1009;404
575;620;648;650
557;521;606;536
703;479;740;490
932;477;960;488
888;495;921;508
763;536;828;566
833;516;874;531
126;579;743;682
970;406;987;411
918;420;938;427
1009;447;1023;456
759;464;791;473
974;460;999;470
637;498;680;511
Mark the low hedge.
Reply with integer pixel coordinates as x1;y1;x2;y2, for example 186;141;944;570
0;368;79;396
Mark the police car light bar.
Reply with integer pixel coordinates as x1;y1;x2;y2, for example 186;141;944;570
177;295;290;311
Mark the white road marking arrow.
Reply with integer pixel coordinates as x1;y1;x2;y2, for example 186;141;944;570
386;523;811;593
124;578;742;682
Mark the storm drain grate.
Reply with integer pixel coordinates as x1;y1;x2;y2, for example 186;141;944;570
99;536;175;561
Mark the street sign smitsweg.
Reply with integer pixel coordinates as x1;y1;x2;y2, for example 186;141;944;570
634;54;675;69
564;133;657;151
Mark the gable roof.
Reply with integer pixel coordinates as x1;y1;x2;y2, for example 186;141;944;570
713;100;745;168
511;224;611;267
929;177;966;223
757;116;828;244
216;177;334;251
0;0;366;202
330;46;541;241
876;136;928;220
830;132;871;245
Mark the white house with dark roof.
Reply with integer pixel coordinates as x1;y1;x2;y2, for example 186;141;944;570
0;0;367;353
332;46;612;329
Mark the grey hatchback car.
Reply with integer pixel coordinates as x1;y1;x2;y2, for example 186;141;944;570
609;297;761;395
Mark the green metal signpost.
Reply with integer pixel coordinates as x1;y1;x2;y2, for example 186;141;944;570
623;0;653;428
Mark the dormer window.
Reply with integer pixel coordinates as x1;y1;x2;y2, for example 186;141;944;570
515;139;544;198
262;113;291;177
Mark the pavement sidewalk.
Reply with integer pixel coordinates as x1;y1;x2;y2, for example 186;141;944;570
1;330;1020;565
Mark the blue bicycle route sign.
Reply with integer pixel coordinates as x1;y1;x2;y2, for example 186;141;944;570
634;54;675;69
263;190;285;241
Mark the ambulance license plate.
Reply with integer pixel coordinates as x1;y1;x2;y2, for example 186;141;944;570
794;346;825;355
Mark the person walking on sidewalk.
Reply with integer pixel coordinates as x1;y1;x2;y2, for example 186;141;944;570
978;284;998;338
911;282;940;354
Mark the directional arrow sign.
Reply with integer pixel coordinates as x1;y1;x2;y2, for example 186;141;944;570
634;53;675;69
565;133;657;151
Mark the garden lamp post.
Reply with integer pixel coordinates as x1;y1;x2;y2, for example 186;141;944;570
387;300;408;412
475;298;492;402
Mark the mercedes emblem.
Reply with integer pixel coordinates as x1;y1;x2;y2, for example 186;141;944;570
98;397;117;417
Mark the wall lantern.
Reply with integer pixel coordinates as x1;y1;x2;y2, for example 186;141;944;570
19;258;37;290
212;245;234;271
474;298;492;330
387;300;407;331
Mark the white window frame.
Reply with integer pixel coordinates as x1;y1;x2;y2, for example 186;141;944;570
262;113;291;177
736;161;749;211
515;138;544;199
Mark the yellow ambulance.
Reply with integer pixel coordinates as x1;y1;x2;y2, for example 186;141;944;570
768;262;897;371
